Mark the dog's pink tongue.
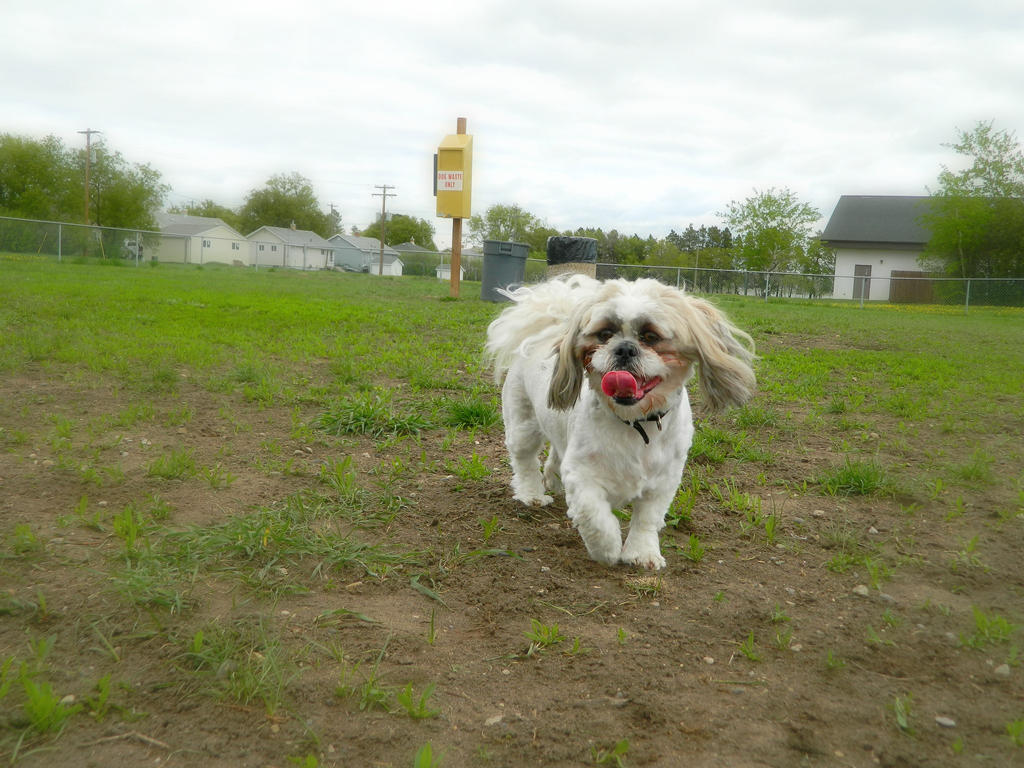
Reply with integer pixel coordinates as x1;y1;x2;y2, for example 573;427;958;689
601;370;641;399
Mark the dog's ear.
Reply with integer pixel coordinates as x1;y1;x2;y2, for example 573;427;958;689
547;312;587;410
678;296;756;412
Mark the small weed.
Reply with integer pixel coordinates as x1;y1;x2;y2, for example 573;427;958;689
681;533;706;563
774;629;793;650
112;503;147;560
413;741;443;768
1007;719;1024;748
445;396;499;429
85;674;113;721
565;636;590;656
820;457;889;496
525;619;564;655
762;513;779;546
960;606;1019;650
20;672;83;733
202;463;237;489
447;452;491;482
666;483;696;528
824;649;847;671
592;738;630;766
319;456;363;504
770;604;791;624
954;448;995;485
950;535;986;572
616;627;629;646
147;448;197;480
864;556;893;588
426;608;437;646
11;523;43;555
891;693;914;735
881;608;902;628
734;404;780;428
394;682;440;719
737;631;761;662
479;515;501;542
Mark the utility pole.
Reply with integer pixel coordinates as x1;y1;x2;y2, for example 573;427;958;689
372;185;396;275
77;128;101;225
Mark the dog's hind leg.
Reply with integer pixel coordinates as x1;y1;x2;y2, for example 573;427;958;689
542;447;564;495
503;376;554;507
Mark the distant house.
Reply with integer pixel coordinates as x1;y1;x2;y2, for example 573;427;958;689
152;213;248;265
328;234;404;276
393;241;458;279
247;225;335;270
822;196;934;301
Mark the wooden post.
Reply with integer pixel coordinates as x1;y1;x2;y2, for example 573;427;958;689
449;117;467;298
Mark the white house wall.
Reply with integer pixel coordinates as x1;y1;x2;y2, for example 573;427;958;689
250;237;286;268
193;225;249;266
833;249;923;301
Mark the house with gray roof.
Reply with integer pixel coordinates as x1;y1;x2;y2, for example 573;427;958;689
328;234;404;276
153;213;248;265
247;224;335;270
822;196;935;301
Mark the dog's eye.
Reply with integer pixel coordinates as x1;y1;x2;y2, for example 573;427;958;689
595;329;614;343
641;330;662;345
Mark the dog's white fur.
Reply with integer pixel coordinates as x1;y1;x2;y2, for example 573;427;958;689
485;275;755;569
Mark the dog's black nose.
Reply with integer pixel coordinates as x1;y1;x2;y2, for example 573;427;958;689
613;341;640;364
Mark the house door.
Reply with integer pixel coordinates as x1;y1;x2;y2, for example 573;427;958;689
853;264;872;300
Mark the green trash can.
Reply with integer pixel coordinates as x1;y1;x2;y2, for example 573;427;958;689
481;240;529;301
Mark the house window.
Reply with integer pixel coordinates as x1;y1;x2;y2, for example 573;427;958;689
232;242;240;251
259;244;265;251
271;245;278;252
202;239;211;247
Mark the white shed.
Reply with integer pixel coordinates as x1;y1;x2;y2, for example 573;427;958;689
822;196;933;301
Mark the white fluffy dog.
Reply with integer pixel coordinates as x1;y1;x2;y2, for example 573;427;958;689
485;275;755;570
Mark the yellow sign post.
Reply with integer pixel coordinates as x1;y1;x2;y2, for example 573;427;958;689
436;118;472;298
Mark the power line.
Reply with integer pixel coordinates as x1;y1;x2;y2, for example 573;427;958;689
372;184;397;275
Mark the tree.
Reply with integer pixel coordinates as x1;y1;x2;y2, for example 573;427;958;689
0;134;78;220
467;203;539;245
169;199;244;232
0;133;166;229
922;121;1024;279
88;143;168;231
720;188;820;272
361;213;436;250
237;173;334;237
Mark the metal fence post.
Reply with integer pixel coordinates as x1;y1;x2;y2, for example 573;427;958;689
764;272;770;301
965;279;971;314
58;223;62;262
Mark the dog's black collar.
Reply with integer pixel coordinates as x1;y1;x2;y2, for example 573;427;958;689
621;410;669;445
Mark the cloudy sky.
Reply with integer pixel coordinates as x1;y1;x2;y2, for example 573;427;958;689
3;0;1022;246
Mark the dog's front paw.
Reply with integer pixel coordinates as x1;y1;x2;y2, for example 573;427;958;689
571;513;622;566
513;491;554;507
620;532;667;571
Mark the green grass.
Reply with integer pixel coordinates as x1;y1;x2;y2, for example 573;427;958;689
819;458;890;496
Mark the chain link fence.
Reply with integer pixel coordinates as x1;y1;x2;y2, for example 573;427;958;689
524;259;1024;311
3;215;1022;310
